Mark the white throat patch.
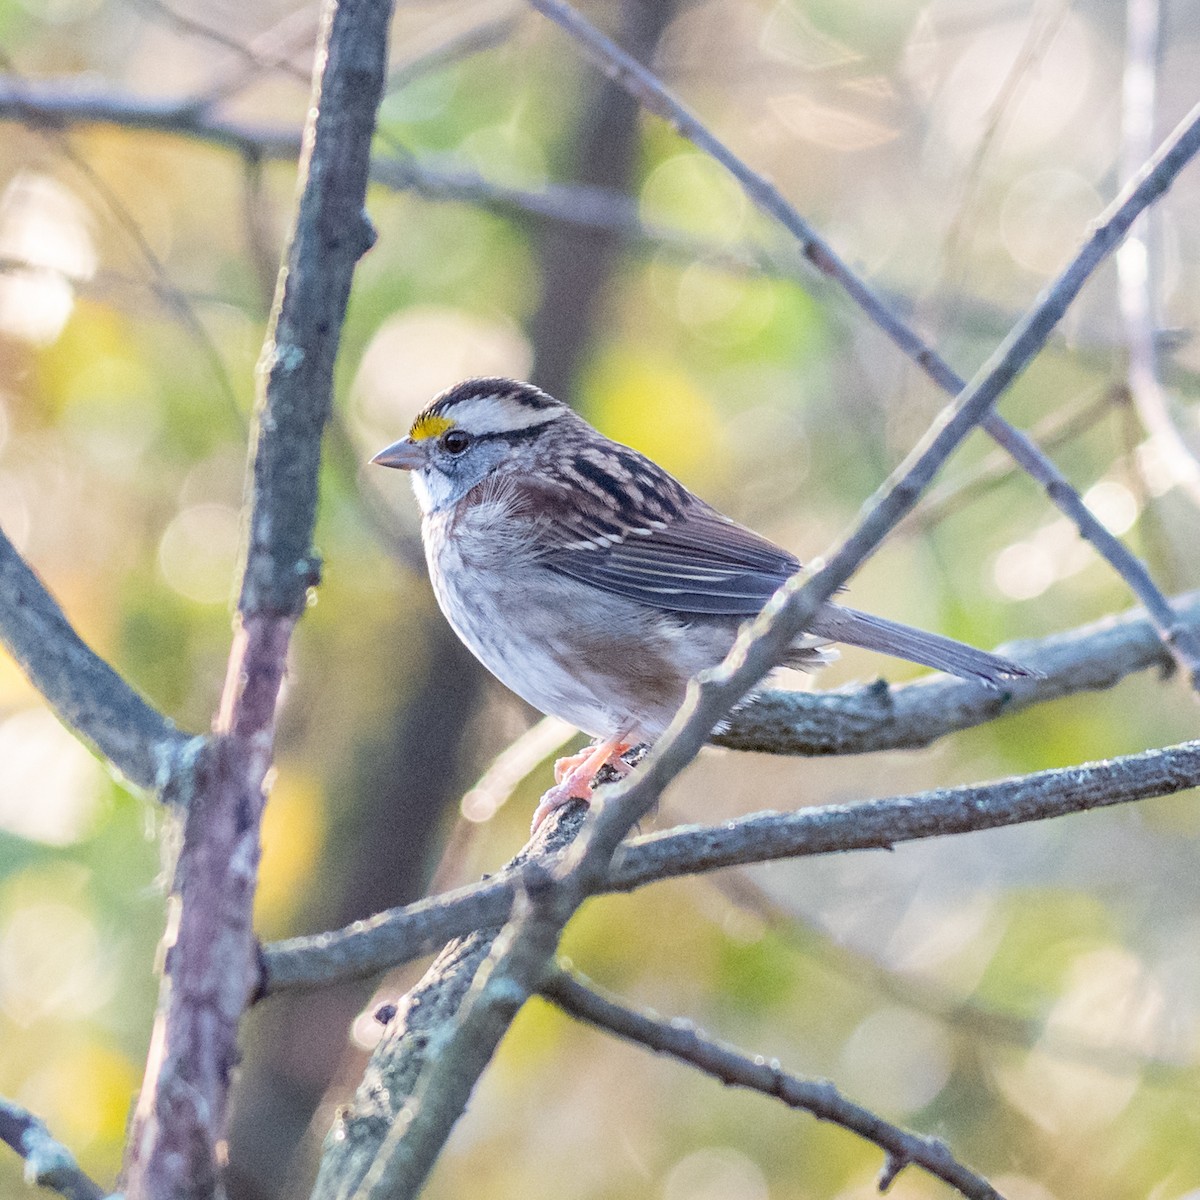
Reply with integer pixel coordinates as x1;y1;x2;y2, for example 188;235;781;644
412;469;455;514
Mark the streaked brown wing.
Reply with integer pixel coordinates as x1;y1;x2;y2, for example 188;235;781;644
542;500;803;616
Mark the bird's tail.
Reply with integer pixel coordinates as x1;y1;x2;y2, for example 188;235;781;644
804;605;1036;686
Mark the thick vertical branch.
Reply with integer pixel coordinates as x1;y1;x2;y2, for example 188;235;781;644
122;1;395;1197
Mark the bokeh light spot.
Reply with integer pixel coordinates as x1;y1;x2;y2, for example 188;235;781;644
991;539;1057;601
640;153;748;241
0;898;113;1022
1082;480;1138;537
353;306;532;439
839;1007;951;1115
584;353;721;481
1001;170;1102;276
0;173;95;345
0;709;102;845
663;1146;768;1200
157;503;241;605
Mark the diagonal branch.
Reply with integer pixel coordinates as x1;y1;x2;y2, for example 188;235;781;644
296;17;1200;1190
264;735;1200;994
309;805;590;1200
0;1098;108;1200
0;527;188;790
303;103;1200;1183
527;0;1200;692
541;966;1004;1200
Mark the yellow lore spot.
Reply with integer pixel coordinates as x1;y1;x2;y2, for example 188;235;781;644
410;412;454;441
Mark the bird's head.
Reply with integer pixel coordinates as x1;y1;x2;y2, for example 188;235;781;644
371;377;568;513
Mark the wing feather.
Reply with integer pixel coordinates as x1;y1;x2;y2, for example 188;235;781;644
541;499;802;616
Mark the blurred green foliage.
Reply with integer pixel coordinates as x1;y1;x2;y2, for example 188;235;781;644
0;0;1199;1198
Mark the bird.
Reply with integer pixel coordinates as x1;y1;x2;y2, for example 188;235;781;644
372;377;1035;830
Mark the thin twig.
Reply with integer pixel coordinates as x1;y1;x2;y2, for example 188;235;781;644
263;735;1200;993
0;79;302;153
0;60;243;420
0;527;189;790
934;0;1070;304
121;0;394;1195
0;78;781;277
527;0;1200;692
0;1098;108;1200
135;1;321;124
901;384;1124;533
541;966;1005;1200
1117;0;1200;508
135;0;313;96
707;868;1195;1082
456;715;577;822
385;13;521;92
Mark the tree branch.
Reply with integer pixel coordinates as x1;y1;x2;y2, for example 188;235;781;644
0;78;779;277
301;107;1200;1173
121;1;394;1197
0;526;189;791
0;1098;108;1200
309;805;590;1200
541;966;1004;1200
527;0;1200;691
279;132;1200;1140
717;590;1200;756
264;735;1200;994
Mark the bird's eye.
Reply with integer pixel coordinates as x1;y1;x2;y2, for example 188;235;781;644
441;429;471;455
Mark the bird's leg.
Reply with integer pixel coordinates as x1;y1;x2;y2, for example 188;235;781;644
532;738;633;831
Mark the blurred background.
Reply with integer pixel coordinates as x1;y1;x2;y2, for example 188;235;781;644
0;0;1199;1197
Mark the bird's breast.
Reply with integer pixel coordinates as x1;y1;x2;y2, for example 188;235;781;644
418;507;711;740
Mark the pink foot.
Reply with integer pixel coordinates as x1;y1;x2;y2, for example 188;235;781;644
531;740;633;832
552;747;593;784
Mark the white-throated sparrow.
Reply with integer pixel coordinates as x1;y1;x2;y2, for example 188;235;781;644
373;378;1033;827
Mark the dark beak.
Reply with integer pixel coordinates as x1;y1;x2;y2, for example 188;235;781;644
371;438;426;470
